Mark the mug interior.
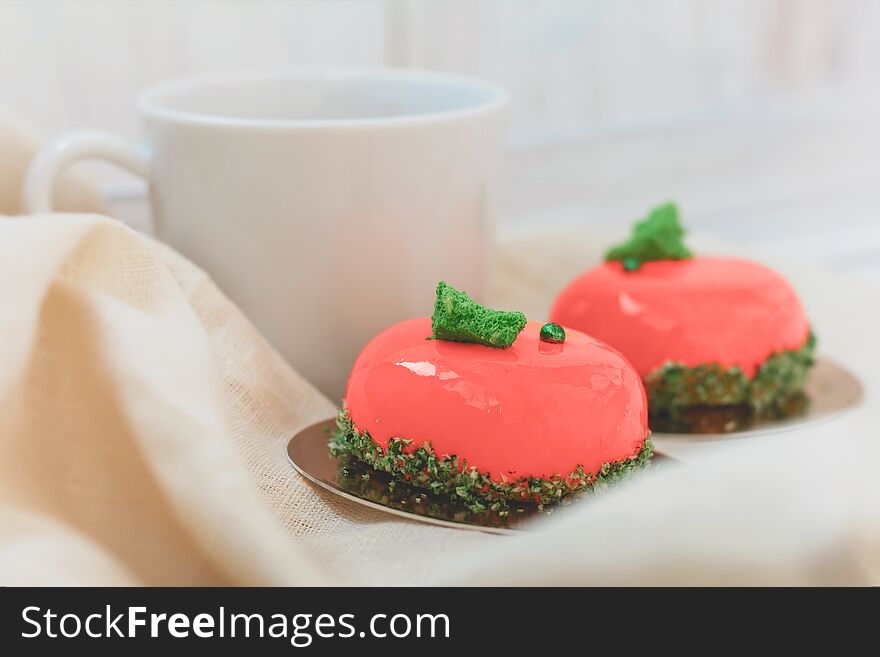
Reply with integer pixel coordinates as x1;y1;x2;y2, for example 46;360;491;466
138;70;507;125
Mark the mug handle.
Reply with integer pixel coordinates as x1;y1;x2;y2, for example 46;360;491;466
24;129;151;220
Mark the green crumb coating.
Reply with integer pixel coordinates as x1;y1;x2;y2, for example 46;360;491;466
431;281;527;349
645;332;817;419
605;202;693;266
329;409;653;512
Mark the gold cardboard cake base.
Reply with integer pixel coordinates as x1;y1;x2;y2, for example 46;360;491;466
288;421;667;534
287;357;860;531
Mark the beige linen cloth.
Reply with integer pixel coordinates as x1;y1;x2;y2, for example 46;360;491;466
1;106;878;585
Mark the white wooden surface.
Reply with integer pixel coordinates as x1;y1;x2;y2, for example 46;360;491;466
501;107;880;281
389;0;880;145
4;1;880;170
0;0;385;143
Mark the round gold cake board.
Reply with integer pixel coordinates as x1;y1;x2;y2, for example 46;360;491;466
650;356;863;458
288;421;671;534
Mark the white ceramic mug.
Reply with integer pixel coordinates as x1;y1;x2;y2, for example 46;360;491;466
26;70;507;400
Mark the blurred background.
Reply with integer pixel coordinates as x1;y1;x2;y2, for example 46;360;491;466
2;0;879;278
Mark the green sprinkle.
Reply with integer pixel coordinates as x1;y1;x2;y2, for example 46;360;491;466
431;281;527;349
605;202;693;265
539;322;566;343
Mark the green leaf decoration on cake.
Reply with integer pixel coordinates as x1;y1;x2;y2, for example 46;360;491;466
605;202;693;270
431;281;527;349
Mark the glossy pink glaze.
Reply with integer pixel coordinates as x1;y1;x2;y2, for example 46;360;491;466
345;318;648;481
550;257;810;378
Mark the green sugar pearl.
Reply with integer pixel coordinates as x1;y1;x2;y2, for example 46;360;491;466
622;256;641;272
539;322;566;344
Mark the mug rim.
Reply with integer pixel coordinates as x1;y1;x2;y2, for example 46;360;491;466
136;68;508;129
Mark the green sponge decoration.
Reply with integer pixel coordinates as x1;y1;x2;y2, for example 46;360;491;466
431;281;527;349
605;202;693;270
